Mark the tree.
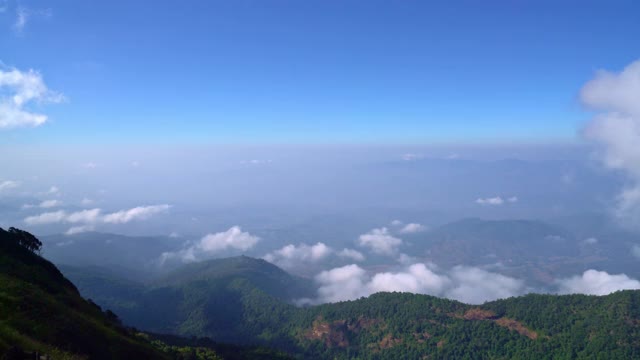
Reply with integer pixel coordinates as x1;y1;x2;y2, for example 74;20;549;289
8;227;42;253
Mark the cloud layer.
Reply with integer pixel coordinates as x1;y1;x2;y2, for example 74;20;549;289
299;262;527;305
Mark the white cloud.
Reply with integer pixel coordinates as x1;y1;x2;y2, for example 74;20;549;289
368;263;450;295
39;199;62;208
398;223;427;234
303;262;525;305
24;210;67;225
444;266;525;304
264;242;333;269
83;162;98;169
47;186;60;194
507;196;518;203
0;180;19;192
80;197;94;206
65;225;95;235
199;226;260;252
337;248;365;262
160;226;260;264
67;208;102;223
0;65;63;129
390;219;403;226
263;243;366;270
476;196;504;205
583;237;598;245
581;60;640;226
358;227;403;255
313;264;369;303
102;204;170;224
23;199;63;209
24;205;169;226
557;269;640;296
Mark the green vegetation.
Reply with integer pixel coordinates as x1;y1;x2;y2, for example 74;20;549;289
4;227;640;359
0;227;169;359
67;254;640;359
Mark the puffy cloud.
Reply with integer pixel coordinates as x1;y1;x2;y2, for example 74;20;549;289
0;66;63;129
302;262;525;305
199;226;260;252
581;60;640;226
398;223;427;234
80;197;94;206
581;60;640;116
313;264;369;303
557;269;640;296
102;205;170;224
264;242;333;269
337;248;365;262
583;237;598;245
358;227;403;255
0;180;19;192
24;205;169;226
264;243;366;270
160;226;260;264
368;263;450;295
47;186;60;195
444;266;525;304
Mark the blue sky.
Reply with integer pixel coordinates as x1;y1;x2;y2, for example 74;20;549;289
1;0;639;144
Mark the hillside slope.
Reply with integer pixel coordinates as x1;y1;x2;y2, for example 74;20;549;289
0;227;169;359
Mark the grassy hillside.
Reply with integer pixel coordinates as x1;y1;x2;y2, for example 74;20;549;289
0;227;169;359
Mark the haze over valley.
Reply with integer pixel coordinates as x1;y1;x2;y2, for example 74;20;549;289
2;1;640;358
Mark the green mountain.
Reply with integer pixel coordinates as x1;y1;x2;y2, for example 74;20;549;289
63;253;640;359
63;256;315;344
0;227;168;359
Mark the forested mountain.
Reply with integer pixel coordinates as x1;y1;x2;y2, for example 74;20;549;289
64;255;640;359
0;227;294;360
3;227;640;359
